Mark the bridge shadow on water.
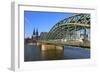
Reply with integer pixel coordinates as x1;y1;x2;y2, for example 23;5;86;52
24;44;90;62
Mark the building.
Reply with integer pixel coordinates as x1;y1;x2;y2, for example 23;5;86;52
31;28;39;40
39;32;48;40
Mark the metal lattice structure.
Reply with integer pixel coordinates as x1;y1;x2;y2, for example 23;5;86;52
41;13;90;40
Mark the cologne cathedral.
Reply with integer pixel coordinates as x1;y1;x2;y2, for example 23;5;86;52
31;28;39;40
25;28;39;44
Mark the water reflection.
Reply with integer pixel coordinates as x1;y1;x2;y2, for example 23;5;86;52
41;49;64;60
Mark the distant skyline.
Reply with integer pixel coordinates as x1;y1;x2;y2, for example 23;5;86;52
24;11;75;38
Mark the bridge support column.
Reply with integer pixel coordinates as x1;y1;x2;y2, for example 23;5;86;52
41;44;64;51
41;44;64;59
56;45;64;51
41;44;56;51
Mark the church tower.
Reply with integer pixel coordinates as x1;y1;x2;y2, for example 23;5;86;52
32;28;39;40
36;28;39;40
33;28;36;36
32;28;36;39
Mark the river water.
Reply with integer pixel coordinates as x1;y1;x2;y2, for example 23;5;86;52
24;44;90;62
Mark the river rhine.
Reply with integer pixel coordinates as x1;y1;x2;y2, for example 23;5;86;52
24;44;90;61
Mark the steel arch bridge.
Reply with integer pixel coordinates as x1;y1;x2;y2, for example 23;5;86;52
41;13;90;40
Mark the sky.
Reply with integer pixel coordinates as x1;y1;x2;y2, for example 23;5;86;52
24;11;75;38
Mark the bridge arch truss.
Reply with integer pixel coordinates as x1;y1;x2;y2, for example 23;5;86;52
43;13;90;41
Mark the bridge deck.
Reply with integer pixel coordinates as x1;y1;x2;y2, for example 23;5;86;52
37;40;90;48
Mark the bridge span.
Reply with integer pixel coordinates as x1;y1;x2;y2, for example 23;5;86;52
38;13;90;50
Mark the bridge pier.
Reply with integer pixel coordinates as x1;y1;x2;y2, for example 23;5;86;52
41;44;64;51
39;43;64;60
41;44;55;51
56;45;64;50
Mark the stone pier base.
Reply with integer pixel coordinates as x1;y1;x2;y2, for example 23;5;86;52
40;44;64;60
41;44;64;51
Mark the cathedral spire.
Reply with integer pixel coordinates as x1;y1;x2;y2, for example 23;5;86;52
36;28;38;36
33;28;35;35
